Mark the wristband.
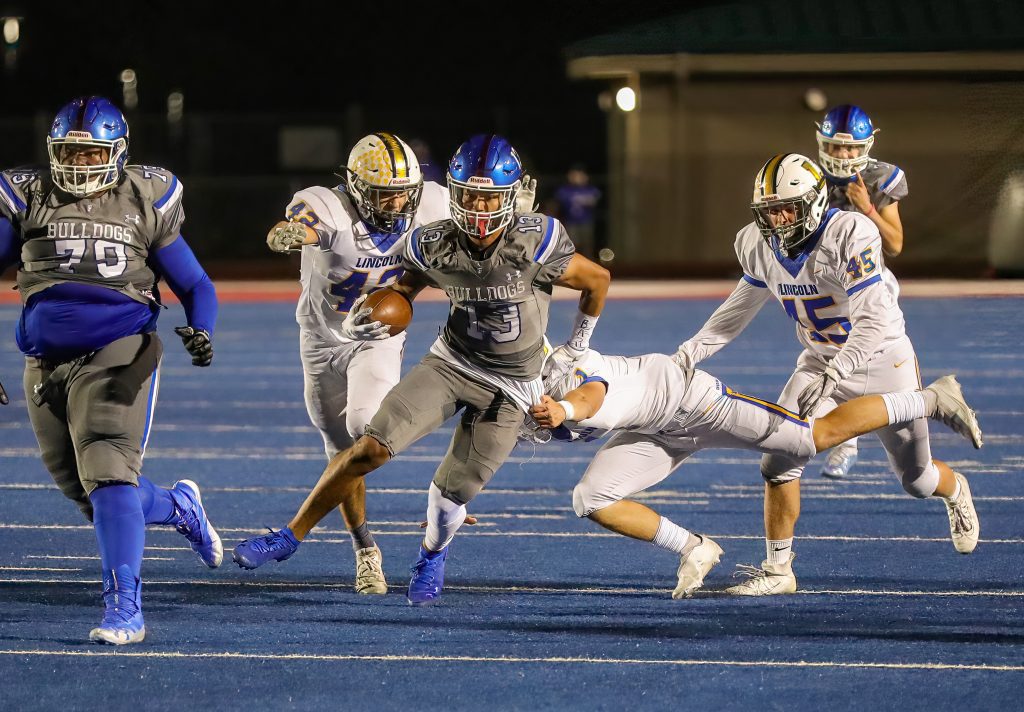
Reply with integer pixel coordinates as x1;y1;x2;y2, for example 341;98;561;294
557;400;576;421
864;204;876;217
568;311;599;353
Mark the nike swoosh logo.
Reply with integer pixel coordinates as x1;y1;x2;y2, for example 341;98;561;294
894;360;909;368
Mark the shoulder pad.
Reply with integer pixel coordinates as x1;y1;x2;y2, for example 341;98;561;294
407;219;456;269
125;165;182;214
0;165;46;214
289;185;357;230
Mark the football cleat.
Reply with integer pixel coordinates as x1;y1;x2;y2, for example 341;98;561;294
232;527;300;570
926;375;983;449
724;553;798;596
354;546;388;595
407;545;448;606
89;565;145;645
170;479;223;568
945;472;980;554
821;441;858;479
672;534;723;599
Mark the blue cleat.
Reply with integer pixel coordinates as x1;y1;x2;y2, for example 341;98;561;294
233;527;300;570
407;545;448;606
89;565;145;645
821;442;858;479
170;479;223;567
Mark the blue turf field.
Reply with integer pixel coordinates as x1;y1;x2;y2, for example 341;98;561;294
0;295;1021;710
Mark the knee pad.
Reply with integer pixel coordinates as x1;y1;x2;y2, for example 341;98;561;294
572;482;615;518
901;461;940;499
761;453;804;485
432;462;491;506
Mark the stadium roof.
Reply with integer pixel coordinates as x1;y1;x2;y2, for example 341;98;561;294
566;0;1024;77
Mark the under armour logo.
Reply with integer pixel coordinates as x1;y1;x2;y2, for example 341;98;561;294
506;269;521;282
124;213;141;224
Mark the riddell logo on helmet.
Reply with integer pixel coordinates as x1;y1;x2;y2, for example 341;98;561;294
66;131;92;139
467;176;495;186
391;177;412;185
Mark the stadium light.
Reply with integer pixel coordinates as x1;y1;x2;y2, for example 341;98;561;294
615;87;637;112
121;68;138;109
3;17;19;44
804;88;828;112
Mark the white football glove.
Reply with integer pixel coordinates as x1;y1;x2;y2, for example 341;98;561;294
516;174;538;213
543;344;586;385
340;294;391;341
671;347;695;382
267;222;309;253
796;365;842;419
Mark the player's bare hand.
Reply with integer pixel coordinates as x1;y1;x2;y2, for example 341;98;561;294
419;514;478;528
515;173;538;213
846;171;873;215
174;326;213;367
530;394;566;428
0;377;8;405
340;294;390;341
267;222;310;253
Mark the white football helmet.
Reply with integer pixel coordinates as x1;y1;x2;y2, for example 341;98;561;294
751;153;829;252
344;133;423;232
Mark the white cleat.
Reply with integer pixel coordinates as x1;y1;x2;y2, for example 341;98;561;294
672;535;723;599
926;375;983;449
724;553;797;596
89;624;146;645
944;472;980;554
354;546;388;594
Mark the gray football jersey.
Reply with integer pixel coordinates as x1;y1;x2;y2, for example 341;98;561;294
0;164;185;305
405;214;575;380
828;159;908;212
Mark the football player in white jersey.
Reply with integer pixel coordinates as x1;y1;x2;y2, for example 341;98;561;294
525;348;981;597
815;105;909;479
670;153;980;595
264;133;446;594
264;133;536;594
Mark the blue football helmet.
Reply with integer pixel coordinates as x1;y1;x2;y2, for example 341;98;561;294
448;134;523;238
815;104;878;179
47;96;130;197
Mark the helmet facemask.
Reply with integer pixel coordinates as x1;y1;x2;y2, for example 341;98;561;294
752;190;824;254
816;131;875;179
345;169;423;233
47;133;128;197
449;177;521;239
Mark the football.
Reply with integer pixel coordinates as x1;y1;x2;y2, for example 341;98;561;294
364;288;413;336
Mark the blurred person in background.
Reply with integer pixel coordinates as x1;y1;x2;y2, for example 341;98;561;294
815;104;909;479
554;163;601;258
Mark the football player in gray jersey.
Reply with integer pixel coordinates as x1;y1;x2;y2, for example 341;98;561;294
0;97;221;644
816;104;910;478
234;134;611;606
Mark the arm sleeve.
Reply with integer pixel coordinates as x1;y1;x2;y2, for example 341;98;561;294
0;217;19;273
534;218;576;284
150;236;218;336
676;278;771;364
829;279;889;379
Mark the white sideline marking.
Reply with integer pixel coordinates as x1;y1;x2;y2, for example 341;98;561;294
0;523;1021;544
0;648;1019;672
1;578;1023;601
0;566;80;572
25;555;175;562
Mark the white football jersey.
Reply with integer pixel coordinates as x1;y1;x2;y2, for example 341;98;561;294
547;351;688;441
286;181;450;342
735;208;906;362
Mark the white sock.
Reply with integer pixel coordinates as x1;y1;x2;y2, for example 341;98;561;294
881;391;928;425
946;477;962;502
423;483;467;552
651;517;692;555
766;538;793;566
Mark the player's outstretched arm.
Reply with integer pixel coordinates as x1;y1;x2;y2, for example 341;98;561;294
151;236;218;366
530;382;607;428
266;220;319;253
673;278;770;368
389;269;432;305
546;255;610;381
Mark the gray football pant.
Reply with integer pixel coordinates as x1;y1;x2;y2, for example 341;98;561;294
365;354;524;505
24;333;161;521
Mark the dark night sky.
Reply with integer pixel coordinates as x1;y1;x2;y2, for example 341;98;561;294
0;1;695;176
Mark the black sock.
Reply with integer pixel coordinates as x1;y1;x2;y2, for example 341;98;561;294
350;521;376;552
